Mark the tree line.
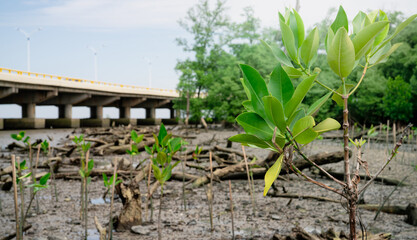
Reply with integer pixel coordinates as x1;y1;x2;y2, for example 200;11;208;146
174;0;417;126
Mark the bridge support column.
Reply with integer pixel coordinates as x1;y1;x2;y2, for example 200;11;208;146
119;106;131;119
146;108;155;119
90;106;103;119
22;103;36;118
59;104;72;118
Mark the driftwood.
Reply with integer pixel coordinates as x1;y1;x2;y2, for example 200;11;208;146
358;204;407;214
116;182;142;231
318;170;406;186
94;216;107;240
192;150;345;188
273;226;390;240
1;225;32;240
268;193;341;203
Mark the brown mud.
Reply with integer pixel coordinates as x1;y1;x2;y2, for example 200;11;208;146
0;126;416;239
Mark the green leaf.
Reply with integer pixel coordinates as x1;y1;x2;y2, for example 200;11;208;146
40;172;51;185
152;164;161;181
327;27;355;78
236;112;273;141
240;78;251;100
102;173;108;186
293;10;305;48
19;160;26;170
158;123;167;143
260;40;293;67
307;92;332;116
282;66;303;79
352;11;370;34
268;65;294;105
331;6;348;33
239;64;269;119
263;154;284;196
370;42;402;65
88;159;94;172
313;118;341;133
295;128;318;144
144;145;152;155
131;130;138;142
367;10;379;23
300;27;319;66
156;152;168;165
292;116;317;144
79;170;85;178
284;75;316;119
229;134;274;150
262;96;286;134
280;19;298;62
352;21;389;60
11;133;20;141
292;116;315;138
242;100;254;112
19;172;32;180
373;14;417;55
325;27;334;53
373;11;389;47
331;84;354;106
115;179;123;186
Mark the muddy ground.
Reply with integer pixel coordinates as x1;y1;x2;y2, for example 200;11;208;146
0;126;416;239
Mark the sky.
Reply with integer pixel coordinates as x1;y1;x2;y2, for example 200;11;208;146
0;0;416;119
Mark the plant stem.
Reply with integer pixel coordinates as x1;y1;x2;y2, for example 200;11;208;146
108;160;117;240
315;79;340;96
158;186;164;240
228;180;235;240
23;194;36;227
17;157;25;239
208;151;214;231
349;62;368;96
146;162;152;221
11;155;20;240
84;150;90;240
181;152;187;211
34;145;41;214
28;141;34;216
242;146;256;215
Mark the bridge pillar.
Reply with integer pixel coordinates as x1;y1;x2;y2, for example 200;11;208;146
22;103;36;118
90;106;103;119
58;104;72;118
119;106;131;119
146;107;155;119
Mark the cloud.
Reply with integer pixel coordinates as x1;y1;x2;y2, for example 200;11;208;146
22;0;196;29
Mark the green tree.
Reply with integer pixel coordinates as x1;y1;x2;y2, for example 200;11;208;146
175;0;229;123
383;76;413;122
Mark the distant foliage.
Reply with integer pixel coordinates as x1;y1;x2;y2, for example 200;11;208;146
383;76;413;122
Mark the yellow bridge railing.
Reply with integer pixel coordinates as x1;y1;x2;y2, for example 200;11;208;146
0;67;178;94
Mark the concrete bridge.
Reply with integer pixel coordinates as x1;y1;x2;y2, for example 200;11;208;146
0;68;180;129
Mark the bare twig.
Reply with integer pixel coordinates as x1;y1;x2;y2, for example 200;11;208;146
228;180;235;240
359;123;412;194
208;151;214;231
11;155;20;240
108;158;118;240
286;126;346;187
242;145;256;215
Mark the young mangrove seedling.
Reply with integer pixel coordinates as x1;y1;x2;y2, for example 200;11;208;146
103;170;123;240
79;148;93;240
41;140;58;202
229;7;416;240
126;129;144;182
147;123;187;240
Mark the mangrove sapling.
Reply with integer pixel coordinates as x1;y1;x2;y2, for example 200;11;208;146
41;140;58;202
207;151;214;231
23;172;50;228
79;149;94;240
147;123;187;240
229;7;416;239
73;134;86;220
34;144;41;214
104;164;123;240
126;130;144;182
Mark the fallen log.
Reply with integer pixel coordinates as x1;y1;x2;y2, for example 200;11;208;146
268;193;340;203
318;170;406;186
358;204;407;215
192;150;345;188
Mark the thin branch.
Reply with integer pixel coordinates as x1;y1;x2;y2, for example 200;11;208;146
349;62;368;96
291;163;344;196
272;127;283;154
358;123;412;194
286;127;347;187
315;80;341;96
